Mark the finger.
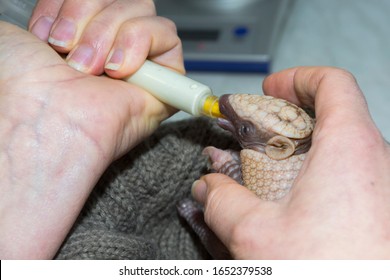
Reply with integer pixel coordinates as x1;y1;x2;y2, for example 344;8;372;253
263;67;368;118
192;174;276;247
262;67;386;205
65;0;159;75
0;21;65;78
45;0;115;52
262;67;379;138
104;16;184;78
28;0;64;41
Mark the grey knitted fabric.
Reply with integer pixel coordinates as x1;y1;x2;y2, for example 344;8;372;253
55;117;238;260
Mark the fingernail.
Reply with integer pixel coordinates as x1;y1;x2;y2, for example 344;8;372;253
30;16;55;41
48;18;76;48
105;48;124;71
192;179;207;203
67;44;95;72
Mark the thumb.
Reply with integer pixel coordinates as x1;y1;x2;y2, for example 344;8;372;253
192;173;264;246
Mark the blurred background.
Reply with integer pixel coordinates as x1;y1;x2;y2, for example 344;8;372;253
155;0;390;140
1;0;390;139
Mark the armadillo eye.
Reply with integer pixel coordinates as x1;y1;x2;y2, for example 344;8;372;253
239;123;251;137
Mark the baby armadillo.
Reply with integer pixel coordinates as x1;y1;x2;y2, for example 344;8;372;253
177;94;315;259
204;93;314;200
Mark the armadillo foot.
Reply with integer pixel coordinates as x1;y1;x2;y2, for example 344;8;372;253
176;198;231;259
202;146;243;184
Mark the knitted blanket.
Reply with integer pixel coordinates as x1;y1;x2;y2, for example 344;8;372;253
55;117;238;259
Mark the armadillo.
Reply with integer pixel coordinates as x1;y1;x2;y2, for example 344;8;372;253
204;93;314;200
177;93;315;259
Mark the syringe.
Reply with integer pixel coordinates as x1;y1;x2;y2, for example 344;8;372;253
125;60;223;118
0;2;223;118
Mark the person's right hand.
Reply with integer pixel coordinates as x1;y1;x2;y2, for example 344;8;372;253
29;0;184;77
192;67;390;259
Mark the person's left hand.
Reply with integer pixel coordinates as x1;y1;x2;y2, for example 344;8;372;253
0;18;181;259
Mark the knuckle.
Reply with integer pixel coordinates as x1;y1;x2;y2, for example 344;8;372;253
121;19;146;38
130;0;157;16
323;67;357;84
202;186;225;225
145;0;157;14
157;16;178;33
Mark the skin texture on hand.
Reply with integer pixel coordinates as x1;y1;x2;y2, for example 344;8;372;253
192;67;390;259
0;5;182;259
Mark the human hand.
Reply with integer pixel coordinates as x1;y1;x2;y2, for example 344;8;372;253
0;1;182;258
192;67;390;259
29;0;184;76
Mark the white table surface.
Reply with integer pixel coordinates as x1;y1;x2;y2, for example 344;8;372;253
168;0;390;140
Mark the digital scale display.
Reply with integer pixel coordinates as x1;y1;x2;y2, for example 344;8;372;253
155;0;292;73
178;30;220;41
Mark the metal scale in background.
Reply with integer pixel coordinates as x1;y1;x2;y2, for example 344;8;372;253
154;0;293;73
0;0;292;73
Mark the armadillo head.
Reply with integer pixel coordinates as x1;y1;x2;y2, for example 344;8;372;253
217;94;314;160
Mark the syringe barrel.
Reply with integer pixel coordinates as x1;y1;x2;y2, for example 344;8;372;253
125;60;212;117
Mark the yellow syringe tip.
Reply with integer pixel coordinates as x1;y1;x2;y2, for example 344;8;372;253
202;95;225;118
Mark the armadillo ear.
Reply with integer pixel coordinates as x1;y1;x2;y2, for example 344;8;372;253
265;136;296;160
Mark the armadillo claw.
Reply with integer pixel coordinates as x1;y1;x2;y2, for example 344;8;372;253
202;146;243;184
